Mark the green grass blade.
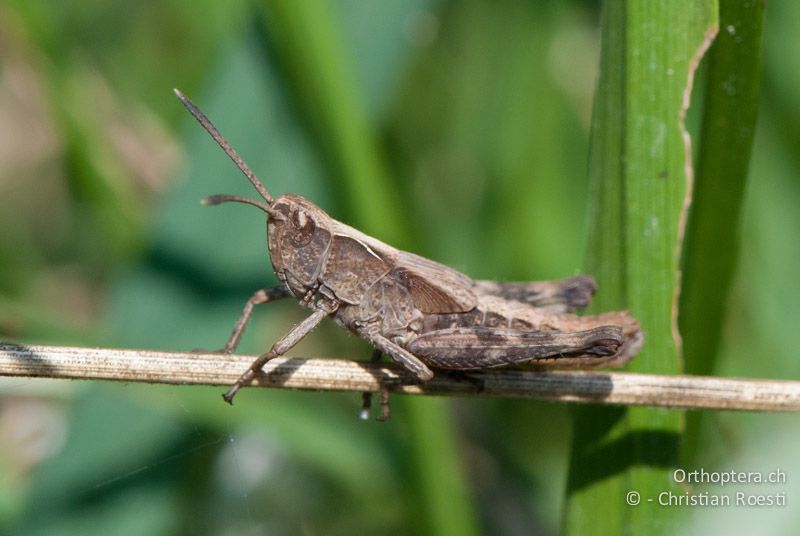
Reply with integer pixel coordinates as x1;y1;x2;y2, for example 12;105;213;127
680;0;764;380
257;0;406;244
565;2;718;534
404;399;480;536
680;0;764;465
255;2;480;534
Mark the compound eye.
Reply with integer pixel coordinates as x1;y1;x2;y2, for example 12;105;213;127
290;208;316;246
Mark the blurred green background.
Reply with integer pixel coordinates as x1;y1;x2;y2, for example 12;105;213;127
0;1;798;534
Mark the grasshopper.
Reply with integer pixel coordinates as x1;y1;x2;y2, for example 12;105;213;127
175;90;643;419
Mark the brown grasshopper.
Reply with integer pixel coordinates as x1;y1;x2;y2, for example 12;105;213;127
175;90;643;419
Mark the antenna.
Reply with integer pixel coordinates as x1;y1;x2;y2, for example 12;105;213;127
174;88;274;205
201;194;275;215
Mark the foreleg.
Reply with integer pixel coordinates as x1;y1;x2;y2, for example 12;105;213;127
223;308;328;404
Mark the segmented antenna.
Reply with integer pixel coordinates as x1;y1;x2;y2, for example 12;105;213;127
174;88;273;205
201;194;273;214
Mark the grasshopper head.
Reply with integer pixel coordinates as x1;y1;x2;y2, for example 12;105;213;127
175;89;333;298
266;194;334;295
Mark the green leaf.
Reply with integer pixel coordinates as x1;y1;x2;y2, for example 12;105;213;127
565;2;718;534
681;0;764;378
679;0;764;462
